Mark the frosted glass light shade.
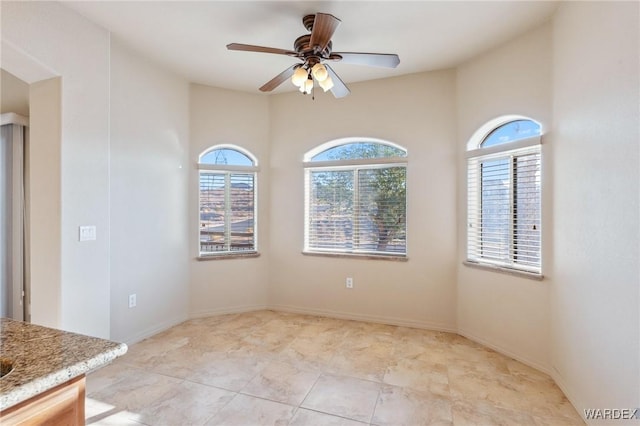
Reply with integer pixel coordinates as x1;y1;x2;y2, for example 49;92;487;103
291;67;308;87
303;78;314;94
319;75;334;92
311;63;328;82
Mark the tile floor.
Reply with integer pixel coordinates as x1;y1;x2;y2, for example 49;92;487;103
85;310;584;425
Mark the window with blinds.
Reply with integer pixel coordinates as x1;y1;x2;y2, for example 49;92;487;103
198;146;258;256
304;139;407;257
466;119;542;274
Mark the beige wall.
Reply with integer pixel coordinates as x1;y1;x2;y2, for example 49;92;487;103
27;77;61;328
109;39;191;343
268;71;458;330
550;1;639;413
189;84;270;317
455;23;553;371
1;69;29;116
1;1;111;337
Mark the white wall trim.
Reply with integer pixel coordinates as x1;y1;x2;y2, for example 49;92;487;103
122;313;189;345
550;368;587;424
0;113;29;127
268;304;458;333
458;327;551;375
189;304;268;319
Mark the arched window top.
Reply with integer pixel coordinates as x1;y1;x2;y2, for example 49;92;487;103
482;120;541;148
199;144;257;167
467;115;542;151
305;138;407;162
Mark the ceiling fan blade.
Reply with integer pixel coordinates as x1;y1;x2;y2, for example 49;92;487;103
259;64;299;92
309;13;341;52
325;64;350;98
227;43;298;57
331;52;400;68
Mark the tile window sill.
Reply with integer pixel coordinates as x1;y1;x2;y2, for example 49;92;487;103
197;252;260;261
463;260;543;281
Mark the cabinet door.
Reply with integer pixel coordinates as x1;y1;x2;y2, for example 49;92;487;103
0;375;85;425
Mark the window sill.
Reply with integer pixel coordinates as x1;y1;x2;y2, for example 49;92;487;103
463;260;543;281
197;252;260;261
303;251;408;262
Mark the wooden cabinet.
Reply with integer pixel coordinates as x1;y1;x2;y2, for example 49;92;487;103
0;375;85;425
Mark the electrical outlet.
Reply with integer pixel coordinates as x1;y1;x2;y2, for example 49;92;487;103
128;294;137;308
346;277;354;289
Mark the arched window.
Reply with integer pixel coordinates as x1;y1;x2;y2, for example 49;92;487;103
466;117;542;276
198;145;258;257
304;138;408;257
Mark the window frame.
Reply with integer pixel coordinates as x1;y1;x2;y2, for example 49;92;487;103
303;138;408;259
465;119;543;279
197;145;259;260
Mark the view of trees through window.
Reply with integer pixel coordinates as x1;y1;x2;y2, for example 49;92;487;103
306;141;407;255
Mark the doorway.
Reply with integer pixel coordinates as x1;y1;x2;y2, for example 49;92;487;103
0;115;28;321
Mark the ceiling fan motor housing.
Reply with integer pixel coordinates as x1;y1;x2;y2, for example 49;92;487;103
294;36;332;59
302;14;316;32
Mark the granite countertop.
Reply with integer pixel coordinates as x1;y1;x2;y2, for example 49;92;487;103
0;318;127;411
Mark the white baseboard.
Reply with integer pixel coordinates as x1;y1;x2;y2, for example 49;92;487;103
550;367;587;423
457;328;551;375
189;304;268;319
122;314;189;346
268;304;458;333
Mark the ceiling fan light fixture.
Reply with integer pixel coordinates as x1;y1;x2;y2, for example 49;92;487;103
291;67;308;87
319;74;334;92
303;77;314;94
311;63;328;82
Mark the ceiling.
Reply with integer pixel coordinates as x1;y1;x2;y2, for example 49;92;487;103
62;1;558;95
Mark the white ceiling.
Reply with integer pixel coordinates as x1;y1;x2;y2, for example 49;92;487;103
62;1;558;95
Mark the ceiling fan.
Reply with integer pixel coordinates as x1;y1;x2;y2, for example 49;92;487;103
227;13;400;98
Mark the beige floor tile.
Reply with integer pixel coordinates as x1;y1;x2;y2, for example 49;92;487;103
372;385;453;426
86;362;139;395
327;332;395;382
241;320;301;353
277;334;340;371
86;408;147;425
87;369;179;424
139;380;234;425
452;399;537;426
204;393;296;426
85;310;584;425
88;368;235;425
185;352;270;391
533;413;587;426
383;357;450;397
301;374;381;423
85;397;147;425
240;360;320;405
289;408;367;426
297;319;352;339
326;351;390;382
448;366;578;419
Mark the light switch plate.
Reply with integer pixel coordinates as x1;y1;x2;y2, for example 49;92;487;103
79;225;97;242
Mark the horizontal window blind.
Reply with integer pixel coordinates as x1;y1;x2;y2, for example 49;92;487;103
306;166;406;255
467;146;541;273
199;171;256;254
